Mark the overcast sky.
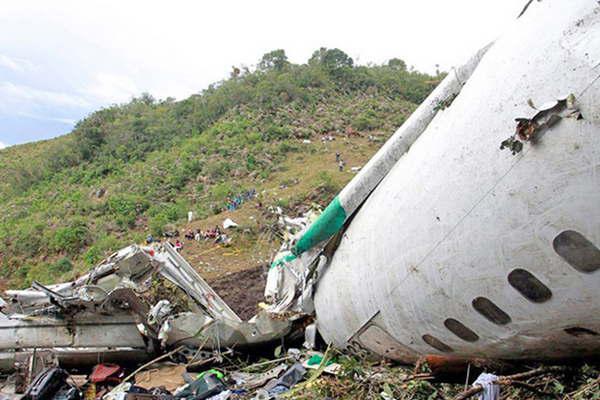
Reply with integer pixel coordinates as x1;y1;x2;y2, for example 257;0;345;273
0;0;526;147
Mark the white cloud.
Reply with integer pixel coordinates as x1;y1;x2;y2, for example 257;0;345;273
84;73;139;104
0;54;35;73
0;81;91;111
0;141;6;149
10;111;76;126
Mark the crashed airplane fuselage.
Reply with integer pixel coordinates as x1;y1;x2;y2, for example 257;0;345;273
267;0;600;363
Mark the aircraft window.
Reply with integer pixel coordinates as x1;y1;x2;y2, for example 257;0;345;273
564;327;598;337
472;297;511;325
444;318;479;342
422;334;453;352
508;268;552;303
553;230;600;273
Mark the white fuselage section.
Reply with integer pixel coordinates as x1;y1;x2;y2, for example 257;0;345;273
314;0;600;362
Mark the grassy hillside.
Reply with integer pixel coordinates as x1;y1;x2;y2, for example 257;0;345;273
0;48;438;288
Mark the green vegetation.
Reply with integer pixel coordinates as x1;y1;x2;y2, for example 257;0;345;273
0;48;439;287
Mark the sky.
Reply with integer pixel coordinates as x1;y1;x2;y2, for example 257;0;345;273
0;0;526;147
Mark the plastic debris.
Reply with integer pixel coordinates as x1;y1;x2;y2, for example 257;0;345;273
206;390;231;400
472;373;500;400
90;364;123;384
231;364;287;390
302;353;341;375
265;363;306;394
173;369;225;400
303;323;317;349
222;218;238;229
22;367;71;400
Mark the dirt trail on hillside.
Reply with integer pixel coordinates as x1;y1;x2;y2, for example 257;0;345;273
206;265;267;321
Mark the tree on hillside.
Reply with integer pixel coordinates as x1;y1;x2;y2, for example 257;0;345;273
258;49;289;71
309;47;354;71
135;92;156;105
388;58;407;71
73;111;110;160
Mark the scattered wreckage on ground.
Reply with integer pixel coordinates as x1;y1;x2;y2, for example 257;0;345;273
1;0;600;398
0;244;292;372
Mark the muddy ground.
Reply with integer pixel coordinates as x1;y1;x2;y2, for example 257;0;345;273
206;265;267;321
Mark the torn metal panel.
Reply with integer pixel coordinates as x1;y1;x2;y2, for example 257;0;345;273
0;314;146;350
501;94;582;154
167;310;291;349
158;244;241;322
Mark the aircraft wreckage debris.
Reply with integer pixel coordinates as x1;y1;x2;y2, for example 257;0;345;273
3;2;600;397
0;240;597;399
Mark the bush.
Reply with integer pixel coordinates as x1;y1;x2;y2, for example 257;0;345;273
206;161;232;180
94;233;124;255
352;110;381;131
149;214;169;237
210;182;235;203
108;194;149;218
15;264;31;287
84;246;102;266
277;141;299;154
262;125;291;141
25;264;53;285
315;171;339;195
13;223;44;257
52;221;90;254
22;258;72;286
246;154;257;171
49;258;73;275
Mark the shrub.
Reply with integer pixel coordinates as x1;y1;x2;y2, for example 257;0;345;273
94;233;124;255
13;223;44;257
262;125;291;141
352;110;381;131
84;246;102;266
277;141;299;154
49;258;73;275
149;214;169;237
107;194;149;218
206;161;232;180
315;171;339;195
52;221;90;254
210;182;235;203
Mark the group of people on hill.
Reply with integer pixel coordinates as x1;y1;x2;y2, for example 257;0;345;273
144;224;232;254
223;189;257;212
145;234;186;252
183;227;231;245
